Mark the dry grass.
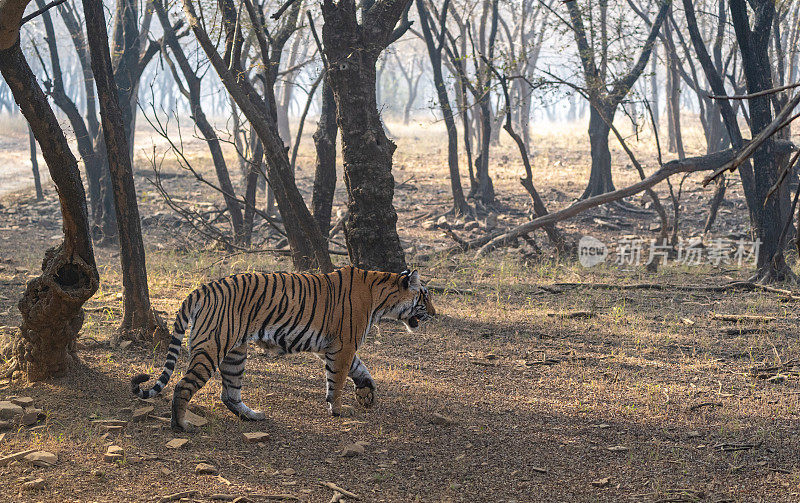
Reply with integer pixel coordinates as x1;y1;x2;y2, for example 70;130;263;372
0;120;799;502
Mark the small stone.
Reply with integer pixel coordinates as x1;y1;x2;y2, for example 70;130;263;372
0;401;23;419
195;462;218;475
104;445;124;462
281;468;296;476
166;438;190;449
342;443;365;457
422;220;435;230
118;340;132;350
687;430;701;438
10;397;34;408
160;467;172;477
592;477;611;488
185;410;208;427
20;410;42;426
242;432;269;444
431;413;454;425
435;216;449;229
24;451;57;467
21;478;45;491
131;406;154;422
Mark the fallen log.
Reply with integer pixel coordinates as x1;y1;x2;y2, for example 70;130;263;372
474;140;795;257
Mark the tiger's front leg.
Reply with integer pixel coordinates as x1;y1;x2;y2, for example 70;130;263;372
323;349;354;416
349;355;375;408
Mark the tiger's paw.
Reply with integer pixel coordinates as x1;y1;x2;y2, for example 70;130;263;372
241;409;266;422
170;419;196;434
355;386;375;408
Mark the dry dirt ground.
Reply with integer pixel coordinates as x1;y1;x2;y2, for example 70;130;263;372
0;117;799;502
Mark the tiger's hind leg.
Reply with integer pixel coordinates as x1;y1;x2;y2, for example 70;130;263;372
349;355;376;408
219;343;265;421
171;349;218;432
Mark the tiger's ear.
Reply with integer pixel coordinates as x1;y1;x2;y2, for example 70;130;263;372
401;270;421;290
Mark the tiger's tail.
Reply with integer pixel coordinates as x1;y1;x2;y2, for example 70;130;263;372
131;290;201;399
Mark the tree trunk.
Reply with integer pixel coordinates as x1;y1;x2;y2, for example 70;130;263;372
154;0;245;243
27;124;44;200
181;0;333;272
0;32;99;381
82;0;168;342
312;77;338;237
417;0;469;217
730;0;791;282
321;0;407;272
472;96;495;205
581;104;616;198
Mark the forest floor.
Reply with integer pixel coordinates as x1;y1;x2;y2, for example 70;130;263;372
0;117;799;502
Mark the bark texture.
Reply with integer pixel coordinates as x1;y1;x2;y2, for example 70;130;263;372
312;77;339;237
82;0;168;341
0;32;99;381
321;0;409;272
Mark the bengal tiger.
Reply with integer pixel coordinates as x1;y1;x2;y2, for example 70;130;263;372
131;266;435;431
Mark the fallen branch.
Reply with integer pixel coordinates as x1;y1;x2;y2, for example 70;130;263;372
475;141;794;258
320;482;359;500
711;313;777;323
158;490;198;502
550;280;800;298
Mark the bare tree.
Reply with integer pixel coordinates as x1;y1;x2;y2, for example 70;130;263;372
562;0;669;198
319;0;412;271
729;0;793;283
180;0;333;272
0;0;99;380
416;0;470;216
82;0;168;342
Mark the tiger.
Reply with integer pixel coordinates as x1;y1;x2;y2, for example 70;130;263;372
131;266;435;432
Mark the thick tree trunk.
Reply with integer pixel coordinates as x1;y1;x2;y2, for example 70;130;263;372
321;0;407;271
0;34;99;381
730;0;791;282
312;78;338;237
83;0;168;342
581;104;616;198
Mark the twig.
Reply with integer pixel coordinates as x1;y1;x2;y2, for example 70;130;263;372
271;0;300;19
689;402;722;411
707;82;800;100
320;482;359;500
0;449;38;467
20;0;67;24
158;490;198;503
711;313;777;323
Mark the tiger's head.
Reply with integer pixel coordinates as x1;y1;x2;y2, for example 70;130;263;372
388;270;436;331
